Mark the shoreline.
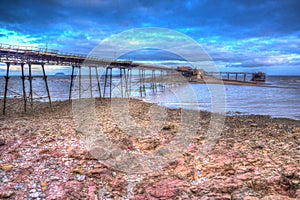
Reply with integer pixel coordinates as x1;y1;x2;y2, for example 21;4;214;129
0;98;299;199
1;97;299;121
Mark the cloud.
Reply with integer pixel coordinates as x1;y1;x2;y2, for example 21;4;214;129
1;0;299;39
0;0;299;75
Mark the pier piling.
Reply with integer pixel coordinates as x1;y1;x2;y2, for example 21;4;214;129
2;62;10;115
21;63;27;112
41;63;52;111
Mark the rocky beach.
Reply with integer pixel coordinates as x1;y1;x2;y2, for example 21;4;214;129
0;98;300;199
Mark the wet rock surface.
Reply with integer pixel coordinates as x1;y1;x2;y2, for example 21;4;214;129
0;98;299;199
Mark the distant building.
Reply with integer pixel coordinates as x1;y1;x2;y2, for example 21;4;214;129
176;66;204;81
251;72;266;82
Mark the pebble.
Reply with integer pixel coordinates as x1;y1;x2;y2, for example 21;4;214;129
15;183;24;190
98;188;112;199
29;189;36;193
0;191;15;198
2;178;9;183
75;174;86;181
50;176;60;181
0;138;5;146
30;192;40;198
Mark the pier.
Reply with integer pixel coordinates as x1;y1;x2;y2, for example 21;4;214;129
0;43;178;114
0;43;264;114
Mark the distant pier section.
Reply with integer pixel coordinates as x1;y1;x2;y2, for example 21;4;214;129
175;66;266;85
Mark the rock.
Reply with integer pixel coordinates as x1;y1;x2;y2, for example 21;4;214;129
145;178;187;199
0;191;15;198
174;165;190;177
2;178;9;183
1;124;10;130
50;176;60;181
0;163;13;171
87;168;109;176
75;174;86;181
261;195;293;200
77;160;85;165
0;138;5;146
243;196;259;200
138;138;160;150
236;173;253;181
162;124;175;130
41;182;48;187
15;183;24;190
98;188;112;199
220;193;232;199
67;148;75;155
73;168;86;175
250;123;258;127
47;182;65;199
296;188;300;196
30;192;41;198
29;189;36;193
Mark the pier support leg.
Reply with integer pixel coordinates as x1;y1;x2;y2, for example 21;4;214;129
28;63;33;110
120;68;123;98
110;68;112;98
41;63;52;111
153;70;157;93
79;66;82;99
95;67;102;99
124;68;129;97
128;69;132;96
2;62;10;115
89;66;93;98
142;69;146;96
103;68;108;98
103;67;112;98
139;69;146;97
69;65;75;102
151;70;154;92
21;63;27;112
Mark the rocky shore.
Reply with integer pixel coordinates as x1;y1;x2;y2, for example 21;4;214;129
0;98;299;199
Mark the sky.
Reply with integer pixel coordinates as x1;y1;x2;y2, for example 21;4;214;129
0;0;300;75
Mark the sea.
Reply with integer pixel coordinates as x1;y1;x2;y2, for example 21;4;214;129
0;75;299;120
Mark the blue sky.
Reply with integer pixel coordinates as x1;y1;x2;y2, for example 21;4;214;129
0;0;300;75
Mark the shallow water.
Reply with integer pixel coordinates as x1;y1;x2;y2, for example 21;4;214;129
0;75;299;120
143;76;300;120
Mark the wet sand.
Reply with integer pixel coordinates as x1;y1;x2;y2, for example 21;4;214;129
0;98;299;199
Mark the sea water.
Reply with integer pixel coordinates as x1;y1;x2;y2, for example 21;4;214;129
144;76;300;120
0;75;299;120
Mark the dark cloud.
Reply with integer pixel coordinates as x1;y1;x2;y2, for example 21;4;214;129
0;0;299;40
0;0;299;74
